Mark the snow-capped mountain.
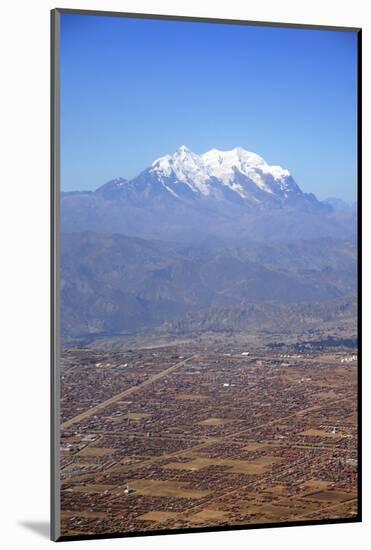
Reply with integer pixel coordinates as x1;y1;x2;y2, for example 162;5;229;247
98;145;313;209
149;145;302;203
61;145;356;242
60;146;357;341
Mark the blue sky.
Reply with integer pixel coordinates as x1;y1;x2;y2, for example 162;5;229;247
60;14;358;201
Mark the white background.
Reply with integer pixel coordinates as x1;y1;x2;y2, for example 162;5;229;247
0;0;369;548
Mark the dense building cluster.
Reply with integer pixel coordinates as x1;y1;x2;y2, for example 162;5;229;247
60;345;358;536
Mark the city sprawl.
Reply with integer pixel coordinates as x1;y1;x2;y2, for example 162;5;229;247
60;343;357;536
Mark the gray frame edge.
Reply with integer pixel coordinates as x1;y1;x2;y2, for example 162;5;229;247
51;8;61;543
54;7;361;32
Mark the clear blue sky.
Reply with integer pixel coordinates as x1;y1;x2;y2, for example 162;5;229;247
60;13;358;201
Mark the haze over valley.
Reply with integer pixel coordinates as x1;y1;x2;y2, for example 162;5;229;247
61;146;357;346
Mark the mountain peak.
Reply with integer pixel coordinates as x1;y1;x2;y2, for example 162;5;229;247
177;144;191;153
147;145;297;201
95;177;129;196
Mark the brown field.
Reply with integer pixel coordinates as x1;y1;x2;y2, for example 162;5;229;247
308;490;355;502
189;509;229;523
303;479;332;490
163;455;277;474
299;429;342;439
122;479;211;499
127;413;151;420
78;447;115;457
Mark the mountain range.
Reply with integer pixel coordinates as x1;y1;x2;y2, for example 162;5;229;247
61;146;357;343
61;146;356;242
61;231;357;341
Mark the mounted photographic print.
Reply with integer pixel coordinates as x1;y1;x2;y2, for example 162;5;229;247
51;9;361;541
